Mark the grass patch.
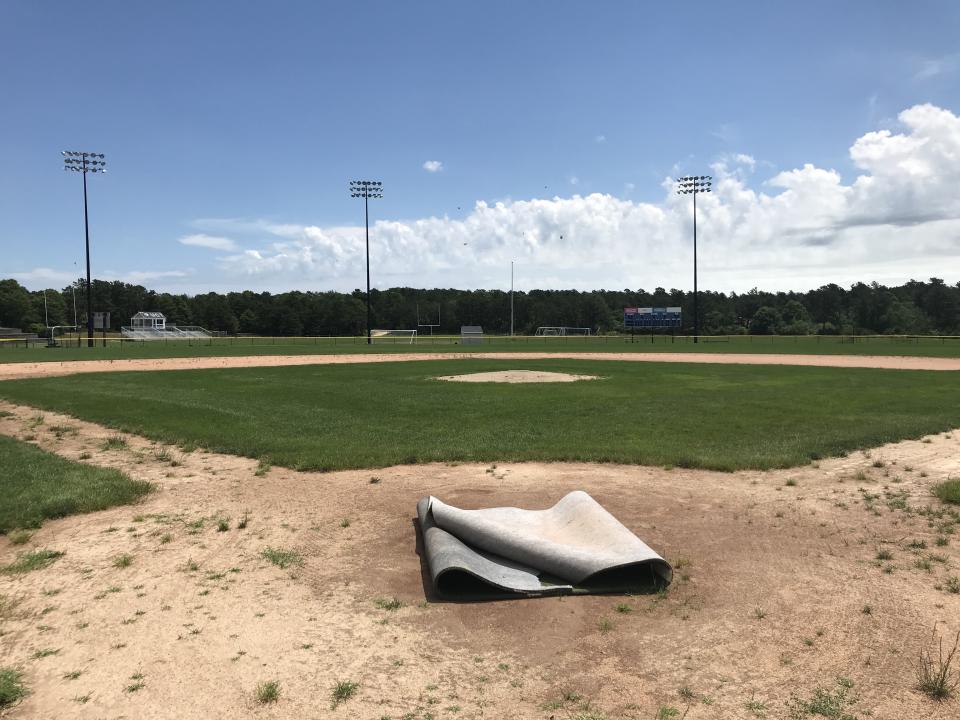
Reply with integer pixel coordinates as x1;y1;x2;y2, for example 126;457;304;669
2;361;960;472
0;668;28;708
0;435;150;533
2;549;64;574
331;680;358;709
374;597;403;611
261;547;302;569
7;529;32;545
101;435;127;451
788;677;857;719
917;628;959;700
112;553;134;569
933;479;960;505
255;679;279;704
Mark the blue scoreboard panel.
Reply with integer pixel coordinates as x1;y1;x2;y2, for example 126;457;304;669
624;307;682;329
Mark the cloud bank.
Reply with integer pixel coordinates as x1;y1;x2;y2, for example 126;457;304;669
208;104;960;293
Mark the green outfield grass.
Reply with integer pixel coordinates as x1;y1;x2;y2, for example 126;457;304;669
1;359;958;472
1;333;960;363
0;434;152;533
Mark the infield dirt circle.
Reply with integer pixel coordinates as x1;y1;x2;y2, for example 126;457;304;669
436;369;600;383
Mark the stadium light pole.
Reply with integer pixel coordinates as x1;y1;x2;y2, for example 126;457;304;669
349;180;383;345
63;151;107;347
676;175;711;343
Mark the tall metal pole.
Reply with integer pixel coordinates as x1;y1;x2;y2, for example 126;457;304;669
676;175;711;344
63;151;106;349
510;261;514;337
365;192;371;345
82;163;93;347
349;180;383;345
693;188;698;344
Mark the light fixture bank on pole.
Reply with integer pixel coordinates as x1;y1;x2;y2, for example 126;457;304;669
349;180;383;345
676;175;711;343
63;151;107;348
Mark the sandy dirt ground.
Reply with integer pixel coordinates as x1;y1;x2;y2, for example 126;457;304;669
436;370;600;383
2;350;960;381
2;402;959;719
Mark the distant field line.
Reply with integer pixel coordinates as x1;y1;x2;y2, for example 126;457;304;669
2;350;960;380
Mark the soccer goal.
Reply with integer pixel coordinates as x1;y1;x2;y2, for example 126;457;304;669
371;329;418;344
535;327;592;336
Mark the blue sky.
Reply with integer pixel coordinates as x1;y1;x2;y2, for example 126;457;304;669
2;1;960;293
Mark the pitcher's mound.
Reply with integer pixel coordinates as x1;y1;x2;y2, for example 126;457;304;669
436;370;600;383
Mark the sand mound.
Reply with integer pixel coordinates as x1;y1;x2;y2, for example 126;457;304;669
436;369;600;383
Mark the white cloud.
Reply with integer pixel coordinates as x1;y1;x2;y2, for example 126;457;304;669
915;54;960;80
594;134;606;143
179;233;238;251
422;160;443;173
210;103;960;292
568;176;579;186
10;267;75;284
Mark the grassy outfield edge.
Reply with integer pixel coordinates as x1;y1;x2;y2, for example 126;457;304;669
2;333;960;363
0;434;152;534
1;359;958;473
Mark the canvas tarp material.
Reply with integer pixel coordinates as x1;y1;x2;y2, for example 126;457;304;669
416;491;673;599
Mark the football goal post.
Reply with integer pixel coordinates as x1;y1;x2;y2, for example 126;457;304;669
370;329;418;344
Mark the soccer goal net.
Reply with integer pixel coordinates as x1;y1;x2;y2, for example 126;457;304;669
371;329;418;344
535;327;592;336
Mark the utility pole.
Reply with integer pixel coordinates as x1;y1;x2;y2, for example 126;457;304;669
63;151;107;347
510;261;515;337
676;175;712;343
349;180;383;344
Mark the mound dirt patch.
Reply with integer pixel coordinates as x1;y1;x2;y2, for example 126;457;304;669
1;401;959;719
436;369;600;383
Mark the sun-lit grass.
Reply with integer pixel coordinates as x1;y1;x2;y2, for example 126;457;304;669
933;479;960;505
2;549;64;575
2;360;959;473
0;668;28;708
0;435;151;533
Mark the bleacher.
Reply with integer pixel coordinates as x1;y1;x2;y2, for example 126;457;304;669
120;324;211;341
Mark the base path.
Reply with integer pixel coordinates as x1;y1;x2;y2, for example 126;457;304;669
1;351;959;380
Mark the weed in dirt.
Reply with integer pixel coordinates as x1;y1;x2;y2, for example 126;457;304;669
124;671;146;693
101;435;127;451
787;677;857;719
78;451;92;460
62;670;82;680
159;533;172;544
872;460;885;468
785;479;797;487
0;668;28;708
340;518;351;528
369;476;381;484
31;648;59;659
655;707;680;719
754;607;767;620
934;479;960;505
184;559;199;572
0;595;22;620
7;530;32;545
374;597;403;611
2;549;63;574
615;603;632;614
875;549;893;561
261;547;302;569
597;617;613;633
331;680;358;708
862;605;872;615
944;576;960;594
921;471;929;478
237;511;249;529
153;448;172;463
746;697;768;717
915;558;933;571
917;628;960;700
216;517;229;532
936;535;949;546
254;458;271;477
678;686;694;700
112;553;134;569
908;539;927;550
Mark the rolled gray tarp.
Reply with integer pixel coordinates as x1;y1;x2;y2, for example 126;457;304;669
417;491;672;600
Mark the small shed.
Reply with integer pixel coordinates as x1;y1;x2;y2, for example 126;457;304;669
460;325;483;345
131;312;166;331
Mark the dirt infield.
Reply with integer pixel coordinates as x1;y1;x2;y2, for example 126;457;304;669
2;350;959;380
2;401;959;719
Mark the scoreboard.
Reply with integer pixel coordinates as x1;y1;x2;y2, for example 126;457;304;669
624;307;682;329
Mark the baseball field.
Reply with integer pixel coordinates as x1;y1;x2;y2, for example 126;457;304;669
1;348;959;719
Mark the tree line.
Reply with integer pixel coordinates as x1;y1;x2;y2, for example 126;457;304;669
1;277;958;336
